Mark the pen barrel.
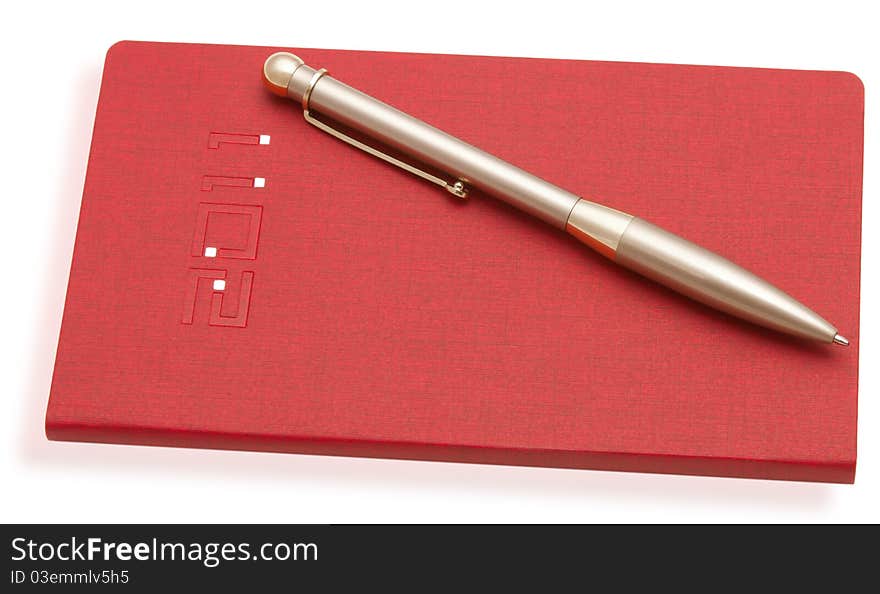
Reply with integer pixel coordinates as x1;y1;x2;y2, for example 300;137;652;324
611;217;838;342
288;66;581;228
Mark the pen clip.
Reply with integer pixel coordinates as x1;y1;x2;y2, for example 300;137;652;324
302;69;469;199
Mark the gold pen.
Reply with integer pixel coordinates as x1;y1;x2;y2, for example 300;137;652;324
262;52;848;346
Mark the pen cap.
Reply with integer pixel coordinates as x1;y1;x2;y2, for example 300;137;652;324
261;51;582;227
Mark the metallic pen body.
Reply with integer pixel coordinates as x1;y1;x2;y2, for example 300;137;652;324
263;53;845;345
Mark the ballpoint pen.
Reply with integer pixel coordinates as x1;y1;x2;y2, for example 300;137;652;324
262;52;849;346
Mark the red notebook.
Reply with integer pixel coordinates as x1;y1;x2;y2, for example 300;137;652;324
46;41;863;482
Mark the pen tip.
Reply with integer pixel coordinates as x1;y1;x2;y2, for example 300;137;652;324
833;334;850;347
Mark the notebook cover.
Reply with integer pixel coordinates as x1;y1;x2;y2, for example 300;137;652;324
46;41;862;482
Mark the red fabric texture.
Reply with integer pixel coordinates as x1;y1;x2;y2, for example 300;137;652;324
46;41;863;482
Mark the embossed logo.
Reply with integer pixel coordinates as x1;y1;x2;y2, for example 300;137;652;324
181;132;270;328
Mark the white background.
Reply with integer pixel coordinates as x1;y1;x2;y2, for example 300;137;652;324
1;0;876;523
